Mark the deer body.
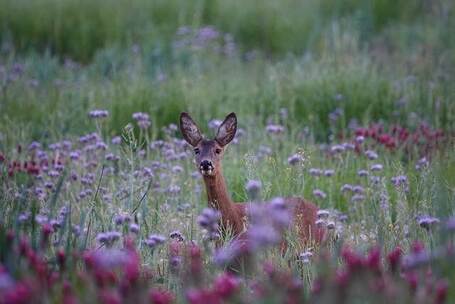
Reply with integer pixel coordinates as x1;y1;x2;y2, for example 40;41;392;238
180;112;323;245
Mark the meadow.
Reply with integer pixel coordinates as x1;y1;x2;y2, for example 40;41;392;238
0;0;455;303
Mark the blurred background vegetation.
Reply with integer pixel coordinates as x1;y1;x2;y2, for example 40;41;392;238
0;0;454;142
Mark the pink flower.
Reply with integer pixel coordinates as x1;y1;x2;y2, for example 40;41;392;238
149;288;174;304
387;246;402;273
213;272;239;298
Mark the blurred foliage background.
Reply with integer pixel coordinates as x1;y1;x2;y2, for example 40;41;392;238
0;0;454;142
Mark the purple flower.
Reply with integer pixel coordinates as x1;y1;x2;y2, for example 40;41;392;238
208;119;223;129
416;215;440;230
111;136;122;145
132;112;149;121
245;180;262;200
331;145;345;153
358;169;369;177
309;168;322;177
371;164;383;172
247;225;280;248
324;169;335;177
415;157;429;170
391;175;408;187
343;142;356;150
355;136;365;144
313;189;327;199
341;184;353;193
287;153;302;165
96;231;121;247
299;251;313;264
265;124;285;135
144;234;166;249
28;141;41;151
351;194;365;202
198;208;221;240
353;185;365;194
88;109;109;119
446;216;455;231
365;150;378;160
317;209;330;219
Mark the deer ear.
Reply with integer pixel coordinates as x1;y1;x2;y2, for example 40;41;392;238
180;112;202;146
215;112;237;146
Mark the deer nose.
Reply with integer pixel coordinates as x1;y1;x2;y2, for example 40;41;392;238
200;160;213;171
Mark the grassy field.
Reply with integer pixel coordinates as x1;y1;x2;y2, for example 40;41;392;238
0;1;455;303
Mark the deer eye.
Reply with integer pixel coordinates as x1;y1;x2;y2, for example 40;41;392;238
215;148;222;154
194;148;200;155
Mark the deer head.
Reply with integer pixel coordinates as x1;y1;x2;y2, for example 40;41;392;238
180;112;237;177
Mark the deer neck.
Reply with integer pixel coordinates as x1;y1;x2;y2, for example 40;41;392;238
203;169;234;212
202;168;244;232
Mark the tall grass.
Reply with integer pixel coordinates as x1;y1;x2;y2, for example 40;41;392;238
0;0;450;61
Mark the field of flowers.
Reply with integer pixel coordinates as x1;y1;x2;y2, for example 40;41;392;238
1;1;455;303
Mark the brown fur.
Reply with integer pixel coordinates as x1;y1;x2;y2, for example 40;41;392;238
180;112;324;248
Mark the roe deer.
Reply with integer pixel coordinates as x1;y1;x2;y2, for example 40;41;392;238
179;112;324;246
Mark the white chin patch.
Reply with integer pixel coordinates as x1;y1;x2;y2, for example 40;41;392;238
201;169;214;176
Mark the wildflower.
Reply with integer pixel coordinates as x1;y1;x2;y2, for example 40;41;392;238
197;208;221;240
245;179;262;200
324;169;335;177
341;184;353;193
358;169;369;177
133;112;152;130
287;154;302;165
370;176;381;185
352;185;364;194
391;175;407;187
213;272;240;298
111;136;122;145
144;234;166;249
132;112;149;122
28;141;41;151
313;189;327;199
446;216;455;231
365;150;378;160
213;239;245;266
317;209;330;219
128;224;139;234
330;145;345;153
343;142;356;150
169;230;185;241
416;215;440;231
168;185;181;194
208;119;223;129
387;246;402;273
415;157;429;170
371;164;383;171
351;194;365;202
265;124;285;135
149;289;174;304
355;135;365;144
96;231;121;247
299;251;313;264
309;168;322;177
88;109;109;119
248;225;280;248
